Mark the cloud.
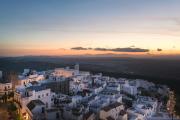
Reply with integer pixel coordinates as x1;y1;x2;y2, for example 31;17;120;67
71;47;149;52
157;48;162;51
71;47;88;50
111;48;149;52
94;48;109;51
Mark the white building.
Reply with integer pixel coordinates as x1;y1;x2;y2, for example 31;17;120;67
17;74;45;87
129;96;158;119
25;99;46;120
89;97;110;113
0;82;13;95
54;65;79;78
14;85;52;118
99;102;125;120
12;65;170;120
106;84;121;92
123;81;137;95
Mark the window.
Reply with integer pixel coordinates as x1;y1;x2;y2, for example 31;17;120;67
42;94;44;97
46;102;48;108
56;113;59;119
42;107;45;113
38;95;40;98
46;93;48;96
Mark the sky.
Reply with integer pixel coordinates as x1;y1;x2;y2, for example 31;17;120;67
0;0;180;56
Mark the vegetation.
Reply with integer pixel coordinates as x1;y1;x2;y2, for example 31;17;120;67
8;102;17;112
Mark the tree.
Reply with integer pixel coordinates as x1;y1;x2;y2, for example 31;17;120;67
8;102;17;112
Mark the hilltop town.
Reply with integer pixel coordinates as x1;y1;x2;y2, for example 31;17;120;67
0;64;178;120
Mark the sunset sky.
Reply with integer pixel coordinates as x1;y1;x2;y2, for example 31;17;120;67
0;0;180;56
